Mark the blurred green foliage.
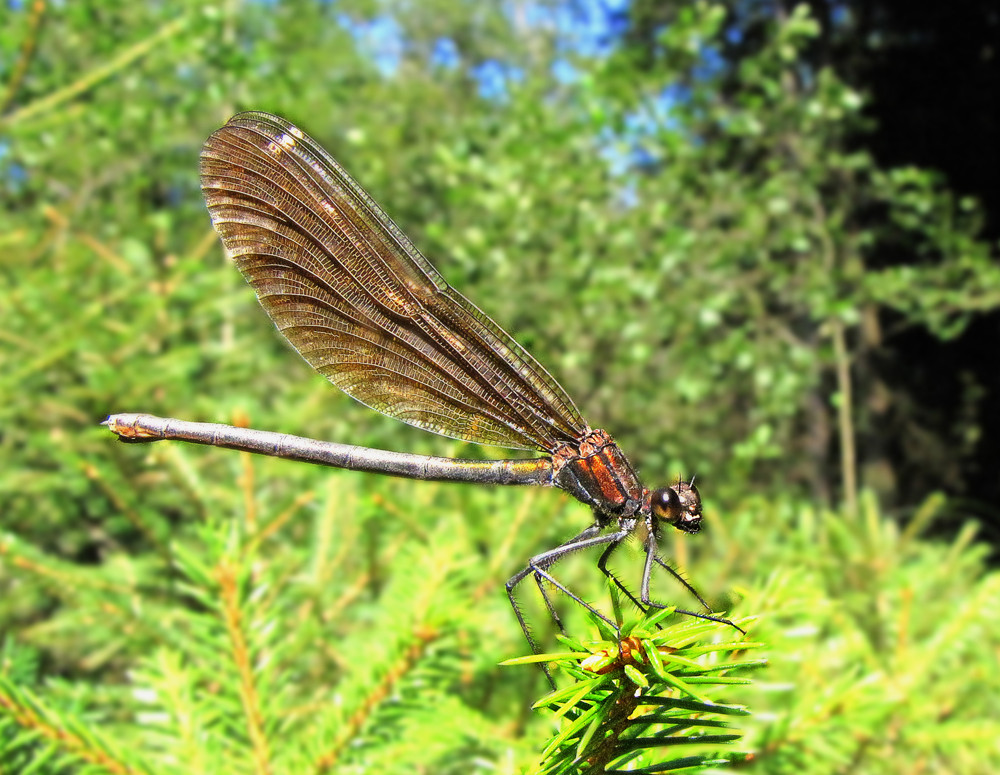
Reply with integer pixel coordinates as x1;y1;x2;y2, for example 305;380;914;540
1;1;998;773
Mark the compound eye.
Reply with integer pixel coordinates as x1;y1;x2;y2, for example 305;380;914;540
650;487;682;524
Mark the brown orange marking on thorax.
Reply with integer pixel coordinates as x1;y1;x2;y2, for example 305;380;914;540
553;429;645;517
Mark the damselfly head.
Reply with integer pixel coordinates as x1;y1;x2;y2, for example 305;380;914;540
650;481;702;534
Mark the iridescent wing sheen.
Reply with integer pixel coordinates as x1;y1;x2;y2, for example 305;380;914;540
199;111;587;452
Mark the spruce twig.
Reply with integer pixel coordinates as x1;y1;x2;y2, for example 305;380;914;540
504;594;762;774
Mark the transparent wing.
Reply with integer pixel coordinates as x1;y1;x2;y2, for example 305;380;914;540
199;111;588;451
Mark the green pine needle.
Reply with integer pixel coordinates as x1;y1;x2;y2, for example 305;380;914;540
504;598;761;774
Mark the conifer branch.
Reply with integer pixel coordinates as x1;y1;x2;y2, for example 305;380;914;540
0;673;150;774
217;560;272;775
314;626;441;773
504;600;761;774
